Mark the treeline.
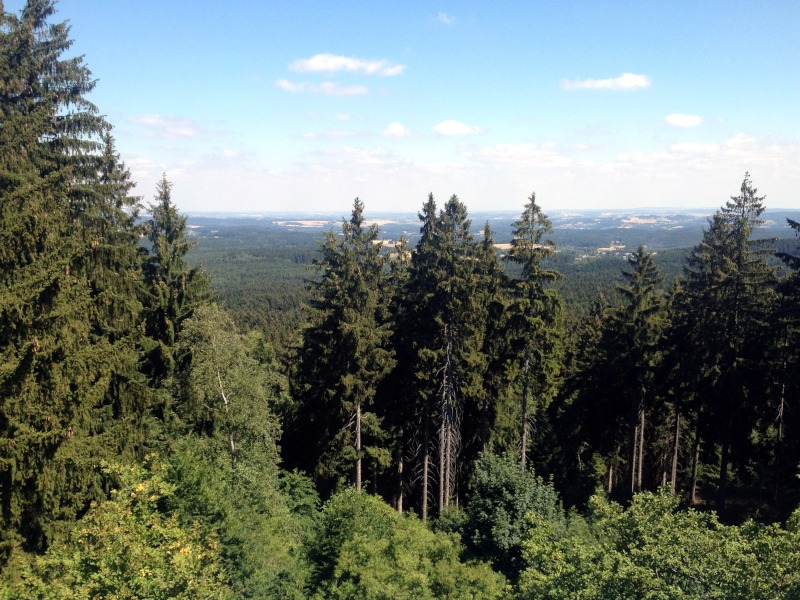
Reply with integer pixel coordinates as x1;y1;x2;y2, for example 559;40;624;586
3;1;800;598
284;177;800;522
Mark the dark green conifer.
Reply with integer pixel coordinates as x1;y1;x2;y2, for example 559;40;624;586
0;0;148;558
675;174;776;509
142;174;210;383
288;199;395;494
504;192;563;468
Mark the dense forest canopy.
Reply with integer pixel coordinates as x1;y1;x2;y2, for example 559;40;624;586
2;1;800;597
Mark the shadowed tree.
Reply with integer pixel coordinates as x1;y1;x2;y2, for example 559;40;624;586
503;192;563;468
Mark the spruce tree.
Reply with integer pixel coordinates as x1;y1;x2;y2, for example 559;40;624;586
403;194;488;515
142;174;210;383
288;199;394;494
504;192;563;468
675;174;776;508
0;0;147;558
613;246;666;495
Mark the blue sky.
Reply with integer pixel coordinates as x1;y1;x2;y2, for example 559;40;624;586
11;0;800;213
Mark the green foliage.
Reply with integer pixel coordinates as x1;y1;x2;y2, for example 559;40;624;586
518;491;800;599
165;441;311;599
288;199;395;493
307;488;505;599
462;453;564;582
1;460;232;599
163;303;312;597
503;192;564;466
0;0;152;558
674;173;777;509
142;175;210;383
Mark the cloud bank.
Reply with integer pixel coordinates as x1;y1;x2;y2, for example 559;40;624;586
289;53;406;76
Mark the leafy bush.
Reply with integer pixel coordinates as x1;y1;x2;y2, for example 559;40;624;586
308;488;505;599
462;453;565;581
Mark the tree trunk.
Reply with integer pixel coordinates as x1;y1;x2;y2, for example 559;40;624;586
212;339;236;472
670;410;680;495
690;422;701;504
520;349;530;469
355;399;362;491
629;419;639;497
480;394;489;455
396;453;404;513
718;439;730;510
421;399;430;521
439;323;457;514
438;424;445;514
637;407;645;491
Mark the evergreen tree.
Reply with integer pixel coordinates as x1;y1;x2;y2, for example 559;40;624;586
675;174;776;509
377;235;415;511
0;0;149;560
504;192;563;468
142;174;210;383
404;194;488;515
288;199;395;494
613;246;666;496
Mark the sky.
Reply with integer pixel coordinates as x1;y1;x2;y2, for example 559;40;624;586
9;0;800;214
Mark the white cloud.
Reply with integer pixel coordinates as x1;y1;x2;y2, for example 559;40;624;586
666;113;703;127
289;53;406;76
433;119;482;136
383;122;412;138
336;113;352;121
436;12;454;25
561;72;651;91
276;79;368;96
128;115;199;138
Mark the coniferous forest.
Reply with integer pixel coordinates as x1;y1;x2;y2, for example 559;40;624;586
3;2;800;598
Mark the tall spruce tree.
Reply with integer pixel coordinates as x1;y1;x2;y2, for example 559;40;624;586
377;235;414;511
675;174;776;509
504;192;563;468
613;246;666;496
288;199;394;494
142;174;210;384
0;0;147;559
404;194;488;515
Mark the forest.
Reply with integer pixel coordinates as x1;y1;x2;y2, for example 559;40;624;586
2;1;800;598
